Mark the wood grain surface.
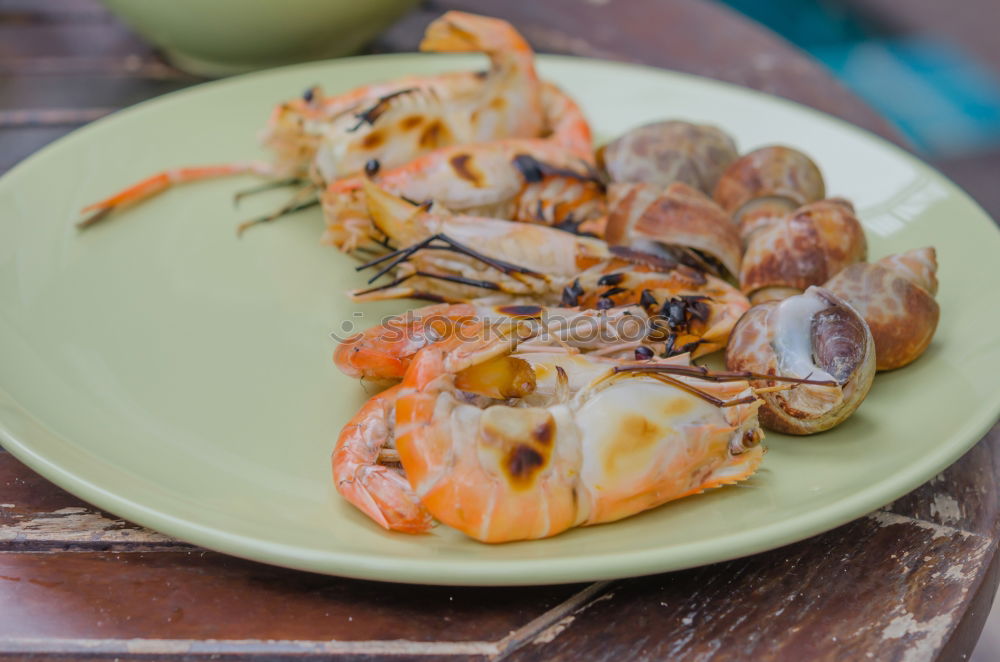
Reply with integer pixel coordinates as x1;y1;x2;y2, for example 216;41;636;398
0;0;995;660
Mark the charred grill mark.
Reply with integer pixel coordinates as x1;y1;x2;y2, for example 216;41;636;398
507;445;546;484
348;87;418;132
650;295;716;335
361;130;385;150
497;304;544;318
640;289;658;309
661;332;677;358
561;279;584;307
399;115;423;130
597;273;625;287
449;154;482;185
420;120;446;149
678;339;705;354
533;420;554;445
514;154;545;183
512;154;600;185
601;287;627;298
682;295;711;323
552;216;598;238
663;299;688;329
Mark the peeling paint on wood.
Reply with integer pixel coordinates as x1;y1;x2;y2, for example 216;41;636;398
0;506;178;547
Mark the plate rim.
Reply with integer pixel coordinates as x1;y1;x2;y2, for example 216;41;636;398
1;52;998;586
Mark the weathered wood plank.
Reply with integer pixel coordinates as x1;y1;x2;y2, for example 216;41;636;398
0;126;76;173
0;450;181;551
0;551;597;646
509;513;996;662
0;56;192;80
0;76;191;112
886;425;1000;536
0;108;115;127
0;23;149;59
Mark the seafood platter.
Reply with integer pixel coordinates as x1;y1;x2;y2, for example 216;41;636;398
1;11;996;582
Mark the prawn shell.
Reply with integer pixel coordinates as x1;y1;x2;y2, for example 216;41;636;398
397;332;766;542
725;287;876;435
598;120;738;193
824;247;939;371
713;146;825;235
740;198;867;303
605;181;742;282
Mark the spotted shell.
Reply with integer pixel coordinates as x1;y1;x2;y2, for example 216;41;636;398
604;181;742;281
713;146;826;240
725;287;876;435
597;120;739;194
739;198;867;304
824;247;939;371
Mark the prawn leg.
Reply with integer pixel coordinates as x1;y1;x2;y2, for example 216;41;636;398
333;384;435;533
78;161;274;229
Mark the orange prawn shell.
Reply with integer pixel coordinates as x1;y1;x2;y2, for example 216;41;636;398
394;332;580;542
333;303;478;380
739;198;867;301
333;384;435;533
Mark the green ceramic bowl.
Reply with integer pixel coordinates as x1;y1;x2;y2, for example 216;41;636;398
99;0;418;76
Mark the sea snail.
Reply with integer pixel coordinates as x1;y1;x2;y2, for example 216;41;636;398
713;145;826;241
598;120;739;194
725;286;876;435
824;247;939;371
739;198;867;304
604;181;743;282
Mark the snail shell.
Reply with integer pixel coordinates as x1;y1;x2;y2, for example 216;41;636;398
726;286;876;435
604;181;742;281
740;198;867;304
824;247;939;371
597;120;739;194
713;146;826;240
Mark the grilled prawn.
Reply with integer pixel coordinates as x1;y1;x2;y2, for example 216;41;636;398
78;12;591;229
332;292;744;382
336;325;784;541
350;182;748;325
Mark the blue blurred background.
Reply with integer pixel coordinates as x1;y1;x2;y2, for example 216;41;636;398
721;0;1000;218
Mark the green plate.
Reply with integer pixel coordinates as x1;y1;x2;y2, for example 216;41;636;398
1;54;998;586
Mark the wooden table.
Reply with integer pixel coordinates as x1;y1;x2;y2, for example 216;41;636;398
2;1;998;660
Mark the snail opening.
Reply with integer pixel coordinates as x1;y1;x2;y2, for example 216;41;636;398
811;304;867;385
771;290;837;384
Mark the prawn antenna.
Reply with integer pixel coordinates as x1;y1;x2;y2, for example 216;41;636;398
614;364;839;387
351;270;500;300
233;177;307;205
355;233;545;284
235;198;320;236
